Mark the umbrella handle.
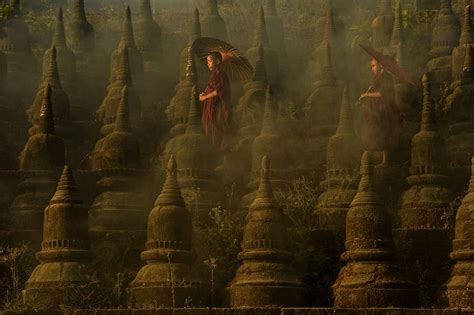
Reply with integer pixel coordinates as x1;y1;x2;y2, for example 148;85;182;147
356;84;374;106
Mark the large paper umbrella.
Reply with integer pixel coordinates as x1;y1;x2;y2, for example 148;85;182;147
360;44;418;86
192;37;254;81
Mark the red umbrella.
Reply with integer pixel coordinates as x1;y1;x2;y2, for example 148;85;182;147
360;44;418;86
192;37;254;81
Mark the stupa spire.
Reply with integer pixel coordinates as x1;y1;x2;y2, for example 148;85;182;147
253;7;269;47
114;86;131;133
321;42;336;84
253;44;268;82
47;46;62;88
155;155;185;207
117;47;132;86
260;85;277;135
186;86;202;134
190;8;202;44
336;85;353;135
50;165;81;205
185;47;197;84
119;6;136;49
352;151;378;204
462;44;474;80
460;5;474;45
71;0;87;21
53;8;67;48
250;155;276;209
391;0;403;47
324;7;336;42
38;84;55;135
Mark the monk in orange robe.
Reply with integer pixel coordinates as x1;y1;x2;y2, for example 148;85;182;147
199;52;231;149
358;57;402;165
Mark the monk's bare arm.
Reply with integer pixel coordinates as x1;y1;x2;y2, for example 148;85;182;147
199;90;218;101
360;91;382;99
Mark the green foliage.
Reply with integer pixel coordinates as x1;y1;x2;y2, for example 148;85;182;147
278;176;340;306
193;206;241;306
400;8;436;78
0;243;37;310
279;176;319;230
0;4;9;21
22;8;54;59
88;233;144;308
40;0;52;8
88;5;122;54
0;3;10;38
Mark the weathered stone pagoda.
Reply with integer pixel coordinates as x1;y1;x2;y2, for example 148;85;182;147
309;7;346;85
178;8;208;89
333;151;418;308
128;156;205;307
44;8;82;119
109;6;144;84
166;47;198;137
96;47;142;136
314;86;361;254
134;0;161;72
10;85;65;242
87;85;149;291
229;156;304;306
44;8;75;87
221;46;268;199
305;42;341;127
440;156;474;309
301;42;342;181
445;44;474;191
66;0;102;113
89;86;147;234
427;0;460;87
451;5;474;88
66;0;95;71
27;46;72;140
394;74;455;306
245;7;280;87
133;0;165;147
390;0;404;54
240;85;290;215
201;0;228;41
163;87;222;222
179;8;201;80
23;166;95;309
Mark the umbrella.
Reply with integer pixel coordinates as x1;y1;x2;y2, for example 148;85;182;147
192;37;254;81
360;44;418;86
